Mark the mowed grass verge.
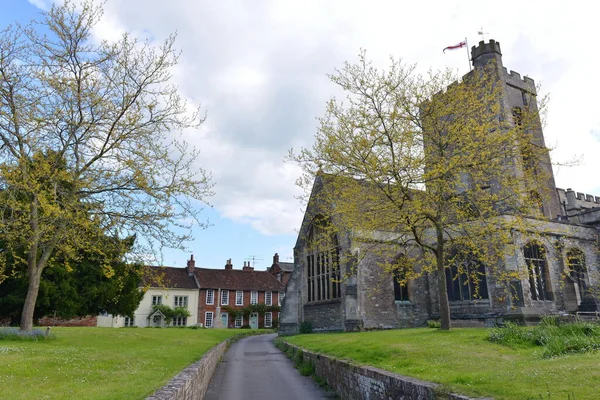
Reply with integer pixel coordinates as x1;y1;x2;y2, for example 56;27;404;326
284;328;600;399
0;327;247;400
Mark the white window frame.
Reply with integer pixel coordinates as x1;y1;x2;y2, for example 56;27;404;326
152;295;162;306
264;312;272;328
265;291;272;306
221;290;229;306
236;290;244;306
124;316;134;327
206;289;214;305
205;312;214;328
174;296;188;308
250;291;258;305
173;316;187;327
235;315;243;328
278;292;284;306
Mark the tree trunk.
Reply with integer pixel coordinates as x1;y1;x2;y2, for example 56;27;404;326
20;263;43;331
436;227;451;330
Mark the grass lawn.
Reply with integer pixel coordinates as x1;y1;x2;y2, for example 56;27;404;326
0;327;249;399
283;328;600;399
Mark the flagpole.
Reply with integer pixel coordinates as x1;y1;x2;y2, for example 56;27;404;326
465;37;471;71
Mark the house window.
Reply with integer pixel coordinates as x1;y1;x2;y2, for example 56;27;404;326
124;316;134;327
174;296;188;308
524;243;552;301
221;290;229;306
306;216;341;302
206;289;215;305
567;248;587;302
250;291;258;305
278;292;284;306
152;295;162;305
445;247;489;302
173;317;187;327
264;312;272;328
235;315;243;328
205;312;214;328
236;290;244;306
265;291;272;306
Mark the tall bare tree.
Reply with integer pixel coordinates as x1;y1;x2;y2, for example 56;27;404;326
0;1;213;330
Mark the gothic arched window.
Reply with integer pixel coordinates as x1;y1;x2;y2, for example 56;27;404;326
392;255;410;302
523;242;552;301
567;248;587;302
306;216;341;302
445;247;489;301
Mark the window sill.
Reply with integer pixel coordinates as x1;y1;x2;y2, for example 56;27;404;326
395;300;412;306
305;298;342;306
449;300;491;307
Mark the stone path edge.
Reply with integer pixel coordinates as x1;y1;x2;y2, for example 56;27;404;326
146;331;267;400
276;339;493;400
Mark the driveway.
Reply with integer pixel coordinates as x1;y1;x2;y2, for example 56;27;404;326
205;333;334;400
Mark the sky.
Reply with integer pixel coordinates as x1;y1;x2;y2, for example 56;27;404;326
3;0;600;270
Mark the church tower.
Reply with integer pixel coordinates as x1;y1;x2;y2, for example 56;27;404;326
470;40;563;220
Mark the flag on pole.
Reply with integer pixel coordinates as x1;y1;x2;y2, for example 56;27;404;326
443;40;467;53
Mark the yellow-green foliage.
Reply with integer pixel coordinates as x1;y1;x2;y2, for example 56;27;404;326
289;51;554;329
0;1;213;330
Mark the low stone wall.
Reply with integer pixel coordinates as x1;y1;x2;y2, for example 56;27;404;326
279;340;492;400
146;340;228;400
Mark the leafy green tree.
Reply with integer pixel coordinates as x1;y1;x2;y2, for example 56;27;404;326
0;235;144;325
290;52;552;330
0;1;212;330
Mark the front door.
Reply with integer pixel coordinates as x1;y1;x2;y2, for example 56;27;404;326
221;312;228;328
250;313;258;329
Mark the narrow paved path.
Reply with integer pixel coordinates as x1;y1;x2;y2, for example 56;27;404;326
205;333;333;400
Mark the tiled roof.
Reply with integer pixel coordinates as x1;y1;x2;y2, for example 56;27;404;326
196;268;285;292
278;262;295;272
142;266;199;289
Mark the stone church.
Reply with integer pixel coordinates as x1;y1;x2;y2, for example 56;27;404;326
280;40;600;334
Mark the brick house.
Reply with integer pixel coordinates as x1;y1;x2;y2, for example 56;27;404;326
194;258;285;329
268;253;294;286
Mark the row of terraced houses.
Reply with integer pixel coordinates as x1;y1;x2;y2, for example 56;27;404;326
97;253;293;329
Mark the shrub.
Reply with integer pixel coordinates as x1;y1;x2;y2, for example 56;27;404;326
0;327;55;341
489;319;600;357
426;320;441;329
299;321;313;334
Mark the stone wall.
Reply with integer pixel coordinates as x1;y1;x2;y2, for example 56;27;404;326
38;316;98;327
145;340;227;400
279;340;492;400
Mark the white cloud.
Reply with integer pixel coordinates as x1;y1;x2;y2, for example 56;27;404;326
68;0;600;237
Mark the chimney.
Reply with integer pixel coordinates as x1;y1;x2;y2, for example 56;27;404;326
273;253;279;264
187;254;195;275
243;261;254;271
225;258;233;270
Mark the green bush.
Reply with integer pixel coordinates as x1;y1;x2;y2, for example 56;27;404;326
299;321;313;334
489;319;600;357
0;327;55;341
426;320;441;329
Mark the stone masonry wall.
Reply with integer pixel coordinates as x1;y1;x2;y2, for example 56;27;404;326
145;340;227;400
279;340;492;400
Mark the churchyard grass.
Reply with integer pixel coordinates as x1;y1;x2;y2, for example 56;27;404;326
284;328;600;399
0;327;246;399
